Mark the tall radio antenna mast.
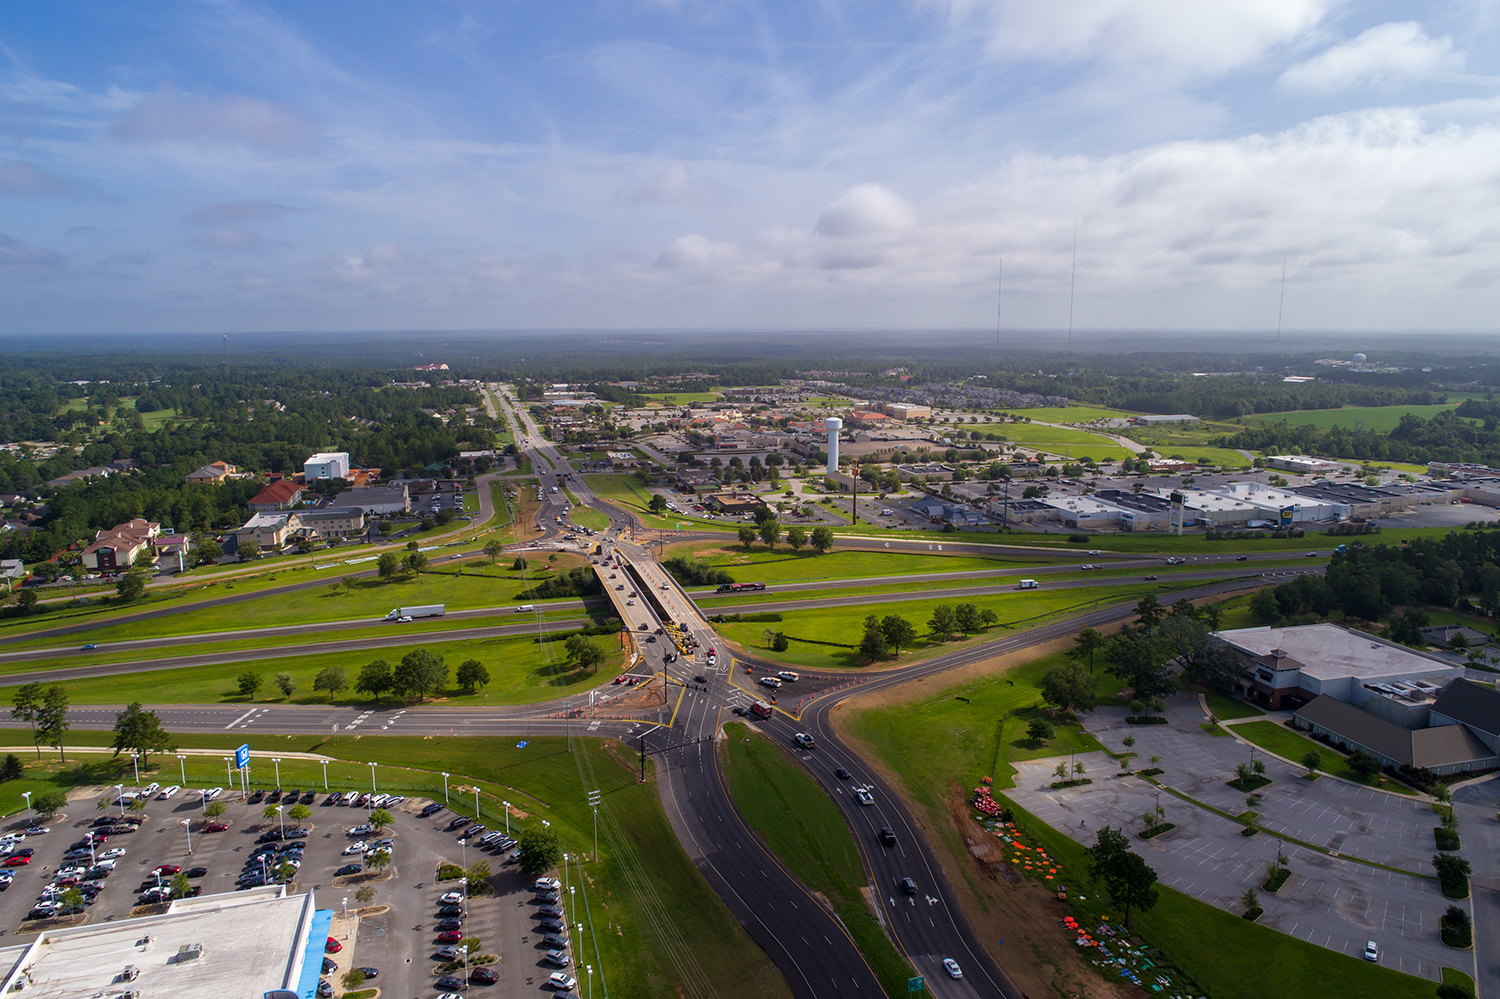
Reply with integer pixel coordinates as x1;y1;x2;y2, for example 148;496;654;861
996;259;1002;347
1067;221;1077;351
1274;258;1287;351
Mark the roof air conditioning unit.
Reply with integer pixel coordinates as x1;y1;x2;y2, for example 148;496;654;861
177;943;204;962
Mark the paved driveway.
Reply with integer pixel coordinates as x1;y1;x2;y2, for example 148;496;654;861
1006;694;1466;984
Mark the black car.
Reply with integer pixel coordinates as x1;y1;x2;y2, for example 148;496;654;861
1236;555;1249;561
447;816;470;831
266;789;282;803
300;791;317;805
185;867;208;878
248;790;266;804
435;976;467;991
257;830;283;843
834;767;851;780
901;877;917;894
436;918;463;931
322;957;337;974
353;967;379;979
285;789;301;801
437;904;463;917
421;803;444;817
336;863;363;876
537;918;565;933
694;675;707;684
91;816;114;827
535;904;564;918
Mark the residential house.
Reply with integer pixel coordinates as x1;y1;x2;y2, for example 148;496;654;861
185;461;243;485
249;480;306;512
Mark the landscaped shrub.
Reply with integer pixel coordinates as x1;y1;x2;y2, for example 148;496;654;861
1436;827;1462;851
1434;853;1472;900
1138;823;1175;840
1441;905;1473;948
1263;866;1291;892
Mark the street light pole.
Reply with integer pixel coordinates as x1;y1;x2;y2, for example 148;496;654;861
442;772;449;803
223;756;232;790
276;805;284;838
181;818;193;854
21;791;31;824
321;760;329;791
132;754;140;785
341;897;349;937
178;754;186;786
502;800;510;837
115;784;125;818
273;757;282;789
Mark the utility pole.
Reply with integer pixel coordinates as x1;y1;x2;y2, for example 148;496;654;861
639;733;646;783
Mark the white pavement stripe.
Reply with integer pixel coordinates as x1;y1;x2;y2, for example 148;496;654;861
223;708;257;730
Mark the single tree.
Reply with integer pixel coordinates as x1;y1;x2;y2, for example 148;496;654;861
736;525;757;549
170;872;191;899
313;665;348;700
32;790;66;816
237;671;263;700
263;803;280;821
516;823;561;876
368;808;394;832
354;885;376;906
771;631;789;651
880;615;917;649
110;703;173;766
758;519;781;548
356;659;394;702
287;803;311;823
928;604;956;640
648;493;669;514
564;634;606;673
394;648;447;701
1240;886;1259;915
456;659;491;694
954;603;981;632
483;539;505;563
511;556;528;571
115;571;148;601
1346;750;1382;779
204;801;226;819
11;683;43;759
1027;719;1054;744
376;551;401;580
1039;660;1098;714
859;619;888;660
466;860;492;896
341;575;359;592
342;969;368;991
0;754;22;782
402;551;428;576
979;608;999;629
810;526;834;553
274;672;295;699
786;526;806;551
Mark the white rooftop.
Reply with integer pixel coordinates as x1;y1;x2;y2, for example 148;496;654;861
0;886;316;999
1216;624;1453;681
1164;488;1261;513
1045;496;1125;515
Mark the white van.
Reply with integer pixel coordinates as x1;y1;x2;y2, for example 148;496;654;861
516;604;534;613
1019;579;1039;589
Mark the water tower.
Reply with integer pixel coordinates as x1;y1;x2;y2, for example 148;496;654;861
1352;352;1367;370
824;418;843;474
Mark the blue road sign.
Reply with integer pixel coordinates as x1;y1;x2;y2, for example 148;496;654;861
235;744;250;769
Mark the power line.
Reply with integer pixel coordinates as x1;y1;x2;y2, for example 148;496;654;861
996;259;1002;348
1274;257;1287;351
1067;221;1077;350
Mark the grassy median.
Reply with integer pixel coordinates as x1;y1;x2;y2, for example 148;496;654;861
722;723;910;998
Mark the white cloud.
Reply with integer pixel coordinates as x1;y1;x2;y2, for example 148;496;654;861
925;0;1334;76
322;241;408;290
0;161;77;195
1279;22;1465;92
114;85;320;153
816;184;919;237
625;163;728;207
185;199;296;225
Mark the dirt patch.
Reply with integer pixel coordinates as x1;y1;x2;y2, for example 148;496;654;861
831;638;1132;999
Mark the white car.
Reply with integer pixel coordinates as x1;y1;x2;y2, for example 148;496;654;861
758;676;782;689
943;958;963;979
548;971;577;988
1363;940;1378;962
854;787;875;806
142;782;160;795
158;786;181;799
535;877;561;891
23;826;49;836
776;671;799;681
342;842;366;856
203;787;223;801
98;848;126;860
439;891;464;905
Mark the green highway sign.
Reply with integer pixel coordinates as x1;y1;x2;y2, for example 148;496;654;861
907;976;925;994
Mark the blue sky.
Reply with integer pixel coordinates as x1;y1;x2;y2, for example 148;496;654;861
2;0;1499;334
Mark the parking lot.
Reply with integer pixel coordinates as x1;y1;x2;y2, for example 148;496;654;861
0;783;587;998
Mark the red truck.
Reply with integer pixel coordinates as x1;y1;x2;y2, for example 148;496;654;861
750;700;774;719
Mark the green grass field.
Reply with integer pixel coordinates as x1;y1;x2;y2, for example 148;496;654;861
1203;690;1264;720
1016;405;1142;423
561;486;611;531
639;391;723;406
675;542;1061;584
722;724;910;998
0;734;788;999
0;629;624;707
998;796;1434;999
980;421;1132;460
716;582;1208;669
1245;404;1473;433
1230;720;1413;793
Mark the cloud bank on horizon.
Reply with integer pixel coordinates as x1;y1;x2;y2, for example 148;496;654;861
1;0;1498;334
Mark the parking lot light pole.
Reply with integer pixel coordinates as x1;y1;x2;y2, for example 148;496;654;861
321;760;328;791
272;757;282;788
587;963;594;999
341;897;348;937
132;754;140;785
223;757;233;791
460;836;470;980
442;772;449;803
502;800;510;836
569;885;576;929
114;784;125;818
368;762;377;804
276;805;285;838
181;818;192;855
20;792;30;823
178;754;186;786
473;786;479;821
